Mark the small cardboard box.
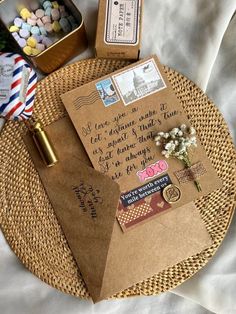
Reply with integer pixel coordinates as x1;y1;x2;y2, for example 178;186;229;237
95;0;143;60
0;0;88;74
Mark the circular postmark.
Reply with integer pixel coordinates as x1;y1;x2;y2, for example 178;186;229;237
162;184;181;204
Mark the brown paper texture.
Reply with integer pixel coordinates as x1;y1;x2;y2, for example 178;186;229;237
61;55;222;232
95;0;143;60
24;117;212;303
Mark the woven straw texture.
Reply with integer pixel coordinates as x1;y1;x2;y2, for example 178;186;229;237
0;58;235;300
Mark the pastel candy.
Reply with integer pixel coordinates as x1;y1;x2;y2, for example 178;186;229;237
43;1;52;10
17;38;27;48
22;22;31;32
39;26;47;35
20;8;31;20
27;18;37;26
31;26;41;36
51;8;60;21
31;48;41;56
42;36;52;47
36;19;44;27
42;15;51;24
31;12;37;20
44;23;53;33
52;21;61;32
9;25;19;33
52;1;59;9
35;9;45;19
36;43;45;51
59;17;71;33
23;46;32;55
68;15;78;29
12;32;20;40
14;17;23;28
45;7;52;16
27;36;37;48
32;34;42;42
19;29;30;39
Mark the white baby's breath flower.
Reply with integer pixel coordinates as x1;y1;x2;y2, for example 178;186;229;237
162;150;170;158
155;124;201;192
170;128;179;138
165;142;175;152
172;128;179;134
154;135;161;142
163;133;170;139
179;143;187;153
190;127;196;135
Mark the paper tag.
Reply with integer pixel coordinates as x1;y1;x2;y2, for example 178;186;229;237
105;0;140;45
19;66;30;104
0;57;14;104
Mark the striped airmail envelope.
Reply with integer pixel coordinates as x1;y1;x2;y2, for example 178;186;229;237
0;53;37;121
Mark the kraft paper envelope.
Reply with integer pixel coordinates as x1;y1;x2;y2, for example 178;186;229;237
24;117;212;303
61;55;222;232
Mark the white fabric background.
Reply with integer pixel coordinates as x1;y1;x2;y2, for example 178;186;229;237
0;0;236;313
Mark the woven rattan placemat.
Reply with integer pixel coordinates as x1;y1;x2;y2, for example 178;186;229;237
0;58;235;300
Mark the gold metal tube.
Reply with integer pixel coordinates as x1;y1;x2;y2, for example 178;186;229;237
32;122;58;167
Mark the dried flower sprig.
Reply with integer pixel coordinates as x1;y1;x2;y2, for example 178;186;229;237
155;124;202;192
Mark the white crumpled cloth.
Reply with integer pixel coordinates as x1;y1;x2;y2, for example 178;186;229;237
0;1;236;313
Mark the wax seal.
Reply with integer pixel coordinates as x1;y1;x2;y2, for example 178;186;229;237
162;184;181;204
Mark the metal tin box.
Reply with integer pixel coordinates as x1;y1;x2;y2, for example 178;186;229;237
0;0;88;73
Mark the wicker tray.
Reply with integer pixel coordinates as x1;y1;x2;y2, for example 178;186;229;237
0;58;235;300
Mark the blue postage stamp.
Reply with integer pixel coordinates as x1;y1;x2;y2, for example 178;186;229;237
96;78;120;107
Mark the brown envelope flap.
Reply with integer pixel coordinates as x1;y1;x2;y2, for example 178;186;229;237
23;117;212;303
23;117;121;299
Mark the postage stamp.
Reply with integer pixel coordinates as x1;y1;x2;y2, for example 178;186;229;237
112;58;167;106
96;78;120;107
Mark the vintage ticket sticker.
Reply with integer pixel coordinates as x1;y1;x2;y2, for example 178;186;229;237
105;0;140;45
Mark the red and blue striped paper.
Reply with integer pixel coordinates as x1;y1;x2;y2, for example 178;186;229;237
0;53;37;121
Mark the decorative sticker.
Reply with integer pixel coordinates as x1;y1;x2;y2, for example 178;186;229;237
117;174;172;232
137;160;168;182
96;78;120;107
117;175;171;231
105;0;140;45
174;161;207;184
112;59;167;106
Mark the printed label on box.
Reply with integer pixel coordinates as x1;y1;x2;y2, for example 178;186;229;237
105;0;140;45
